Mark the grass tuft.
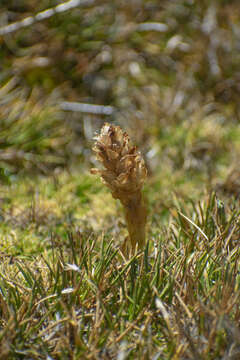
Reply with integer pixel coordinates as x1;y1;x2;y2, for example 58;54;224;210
0;190;239;359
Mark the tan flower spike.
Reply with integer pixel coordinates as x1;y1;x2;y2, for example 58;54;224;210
91;123;147;254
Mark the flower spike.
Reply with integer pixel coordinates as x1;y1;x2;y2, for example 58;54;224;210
91;123;147;254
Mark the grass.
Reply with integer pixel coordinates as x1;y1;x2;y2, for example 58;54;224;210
0;172;240;359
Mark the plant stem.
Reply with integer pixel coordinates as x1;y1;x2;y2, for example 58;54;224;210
122;192;147;252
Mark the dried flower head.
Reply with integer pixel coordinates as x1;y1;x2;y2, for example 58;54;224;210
91;123;147;202
91;123;147;254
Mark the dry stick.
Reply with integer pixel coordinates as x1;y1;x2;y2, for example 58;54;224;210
0;0;95;36
91;123;147;255
60;101;115;116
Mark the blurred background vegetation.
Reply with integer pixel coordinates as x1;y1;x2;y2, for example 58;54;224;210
1;0;240;213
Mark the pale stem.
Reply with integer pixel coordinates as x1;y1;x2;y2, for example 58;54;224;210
123;192;147;253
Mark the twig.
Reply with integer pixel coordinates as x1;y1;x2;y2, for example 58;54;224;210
60;101;115;115
136;22;168;32
0;0;95;36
